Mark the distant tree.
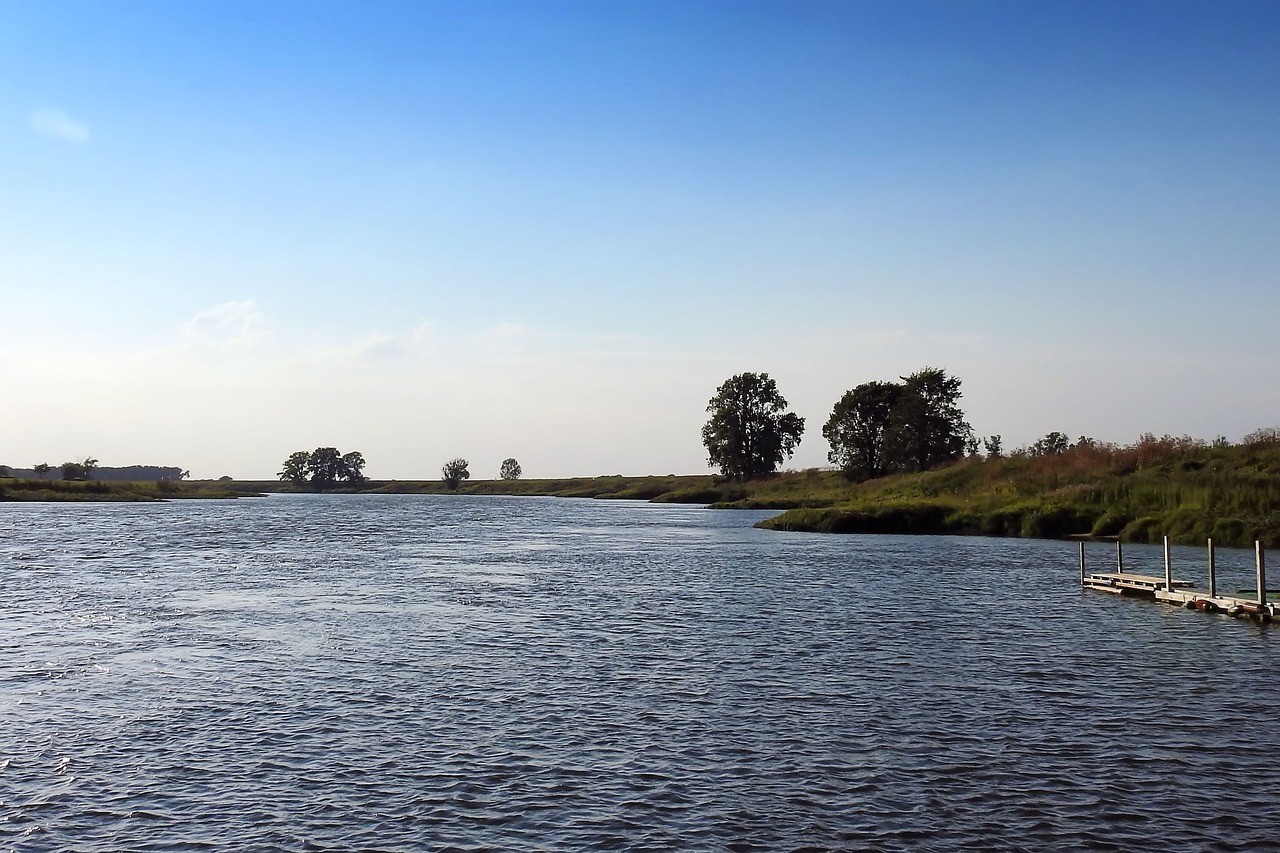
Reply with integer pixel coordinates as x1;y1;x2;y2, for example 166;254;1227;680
82;457;99;480
964;434;981;457
1030;431;1071;457
306;447;345;490
33;462;52;479
822;381;903;481
0;465;11;478
279;451;311;487
61;461;87;481
341;451;367;484
882;368;971;472
442;458;470;490
983;435;1003;459
499;458;522;480
702;372;805;481
218;475;233;481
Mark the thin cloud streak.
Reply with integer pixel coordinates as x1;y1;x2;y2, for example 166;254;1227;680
29;106;90;143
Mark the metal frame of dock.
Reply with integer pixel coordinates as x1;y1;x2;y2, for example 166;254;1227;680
1081;537;1277;620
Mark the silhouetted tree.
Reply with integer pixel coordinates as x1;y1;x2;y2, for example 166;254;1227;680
499;458;522;480
341;451;367;484
278;448;367;489
442;458;470;490
60;461;86;481
279;451;310;487
702;372;805;481
1030;431;1071;457
882;368;970;472
983;435;1003;459
823;381;903;481
33;462;51;479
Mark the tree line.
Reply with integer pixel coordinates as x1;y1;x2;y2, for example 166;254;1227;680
277;450;524;490
702;367;973;482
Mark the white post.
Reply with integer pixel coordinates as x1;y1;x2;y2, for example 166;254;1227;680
1164;535;1173;591
1257;541;1267;606
1207;538;1216;598
1079;541;1086;585
1117;539;1124;574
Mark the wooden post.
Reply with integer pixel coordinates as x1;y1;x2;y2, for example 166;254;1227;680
1079;541;1086;585
1257;541;1267;606
1117;539;1124;574
1207;538;1216;598
1164;535;1173;591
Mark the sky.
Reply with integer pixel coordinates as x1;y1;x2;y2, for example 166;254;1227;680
2;0;1279;480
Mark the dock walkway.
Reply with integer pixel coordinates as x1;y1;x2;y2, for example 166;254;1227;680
1080;538;1276;621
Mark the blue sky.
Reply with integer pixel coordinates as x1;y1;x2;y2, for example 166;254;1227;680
3;0;1278;478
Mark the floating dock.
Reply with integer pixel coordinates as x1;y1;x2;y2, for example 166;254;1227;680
1080;537;1277;621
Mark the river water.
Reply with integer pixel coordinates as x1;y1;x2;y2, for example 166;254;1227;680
2;494;1278;851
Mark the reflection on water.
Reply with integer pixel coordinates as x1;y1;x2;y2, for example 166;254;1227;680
2;494;1278;851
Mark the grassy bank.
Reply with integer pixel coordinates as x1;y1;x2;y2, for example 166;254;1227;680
0;477;262;502
757;437;1280;548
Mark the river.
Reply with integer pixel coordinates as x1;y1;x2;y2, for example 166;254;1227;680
2;494;1278;851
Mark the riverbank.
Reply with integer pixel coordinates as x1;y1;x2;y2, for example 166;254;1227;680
757;437;1280;549
0;478;262;502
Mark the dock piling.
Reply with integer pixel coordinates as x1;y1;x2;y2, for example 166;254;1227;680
1117;539;1123;574
1257;542;1267;606
1079;541;1085;586
1208;538;1216;598
1164;536;1173;591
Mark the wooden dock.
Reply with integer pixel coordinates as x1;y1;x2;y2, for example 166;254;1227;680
1080;537;1276;621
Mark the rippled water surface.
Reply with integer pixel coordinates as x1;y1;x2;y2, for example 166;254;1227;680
3;494;1279;851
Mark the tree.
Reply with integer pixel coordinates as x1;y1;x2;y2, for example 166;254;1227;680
822;381;903;481
82;457;99;480
61;461;87;481
983;435;1003;459
306;447;345;490
882;367;970;472
442;458;470;490
0;465;11;478
279;451;310;487
701;372;805;481
1029;431;1071;457
341;451;367;484
278;448;368;489
499;458;522;480
33;462;51;479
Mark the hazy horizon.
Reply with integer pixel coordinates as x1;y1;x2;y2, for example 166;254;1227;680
4;1;1278;480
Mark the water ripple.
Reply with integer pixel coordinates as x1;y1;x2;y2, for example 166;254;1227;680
2;495;1278;851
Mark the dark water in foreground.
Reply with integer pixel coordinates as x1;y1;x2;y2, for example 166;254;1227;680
2;494;1278;852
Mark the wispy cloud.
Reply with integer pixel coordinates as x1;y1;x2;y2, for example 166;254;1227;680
183;300;266;349
29;106;90;143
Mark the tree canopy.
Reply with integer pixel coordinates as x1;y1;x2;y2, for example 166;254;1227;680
442;458;470;489
278;447;367;490
499;458;522;480
701;372;805;481
824;367;971;481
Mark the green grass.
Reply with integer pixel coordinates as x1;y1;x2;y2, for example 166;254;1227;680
757;437;1280;547
0;477;262;502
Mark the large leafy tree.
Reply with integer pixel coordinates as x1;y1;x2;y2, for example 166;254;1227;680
341;451;367;483
442;458;470;490
499;458;522;480
825;368;972;480
882;367;971;472
701;372;805;481
823;381;903;480
280;451;310;486
278;447;367;490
